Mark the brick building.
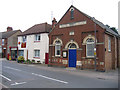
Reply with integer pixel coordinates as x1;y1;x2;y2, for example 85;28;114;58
1;27;22;60
49;5;120;71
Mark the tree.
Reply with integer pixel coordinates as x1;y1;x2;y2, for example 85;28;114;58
106;25;118;34
110;27;118;34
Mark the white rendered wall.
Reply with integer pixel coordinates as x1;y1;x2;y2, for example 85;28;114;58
18;36;27;60
18;33;49;63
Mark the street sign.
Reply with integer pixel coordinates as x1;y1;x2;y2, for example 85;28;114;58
94;52;96;56
94;48;96;52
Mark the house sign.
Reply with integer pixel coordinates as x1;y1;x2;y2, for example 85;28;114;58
59;21;87;28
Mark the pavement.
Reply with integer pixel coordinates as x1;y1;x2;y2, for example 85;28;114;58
0;58;119;88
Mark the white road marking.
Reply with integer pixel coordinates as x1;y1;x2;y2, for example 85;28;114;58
11;82;26;86
0;74;11;81
0;83;9;88
32;73;68;84
4;66;22;71
3;66;68;84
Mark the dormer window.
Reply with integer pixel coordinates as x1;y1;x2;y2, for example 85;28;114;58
70;8;74;19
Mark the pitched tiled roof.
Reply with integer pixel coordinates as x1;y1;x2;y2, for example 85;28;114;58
2;30;21;39
71;5;119;36
92;18;119;36
18;23;52;36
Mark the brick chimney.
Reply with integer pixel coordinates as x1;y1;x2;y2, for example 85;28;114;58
7;27;13;32
52;18;57;29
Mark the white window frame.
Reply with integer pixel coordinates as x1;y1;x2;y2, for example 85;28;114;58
108;37;111;52
34;50;40;57
69;31;74;35
2;39;4;45
22;36;26;42
55;41;61;57
35;34;40;41
86;39;95;58
19;50;24;57
55;44;61;57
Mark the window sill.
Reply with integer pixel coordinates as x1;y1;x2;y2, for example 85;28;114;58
33;57;40;59
55;55;61;58
34;41;40;43
86;56;95;59
108;50;111;53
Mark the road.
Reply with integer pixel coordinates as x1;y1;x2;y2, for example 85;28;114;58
0;58;118;88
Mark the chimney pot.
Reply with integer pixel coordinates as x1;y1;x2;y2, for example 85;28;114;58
7;27;13;32
52;18;57;29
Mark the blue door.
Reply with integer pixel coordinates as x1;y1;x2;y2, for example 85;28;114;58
69;49;76;67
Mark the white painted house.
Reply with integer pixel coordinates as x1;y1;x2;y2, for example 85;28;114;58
18;23;51;64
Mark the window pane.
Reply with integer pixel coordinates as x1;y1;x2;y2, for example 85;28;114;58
55;40;61;56
87;44;94;57
55;45;60;55
23;36;26;42
35;35;37;41
108;37;111;51
87;38;94;42
57;50;60;55
70;43;76;48
2;39;4;45
35;51;37;56
35;50;40;57
19;50;24;56
35;34;40;41
71;9;74;19
38;35;40;40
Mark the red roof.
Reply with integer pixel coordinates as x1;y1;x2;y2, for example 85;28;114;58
18;22;52;36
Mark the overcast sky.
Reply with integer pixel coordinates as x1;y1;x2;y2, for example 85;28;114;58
0;0;119;32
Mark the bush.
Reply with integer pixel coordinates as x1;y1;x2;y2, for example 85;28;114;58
27;59;30;62
26;59;31;64
37;61;41;64
17;56;24;63
32;60;35;63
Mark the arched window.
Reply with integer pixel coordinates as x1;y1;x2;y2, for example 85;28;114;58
70;8;74;19
55;40;61;56
86;38;95;57
68;43;77;49
65;41;79;49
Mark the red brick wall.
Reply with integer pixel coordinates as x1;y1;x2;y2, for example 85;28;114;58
105;34;112;71
118;38;120;68
49;6;117;71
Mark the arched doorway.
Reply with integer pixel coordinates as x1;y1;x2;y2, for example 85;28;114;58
66;42;78;67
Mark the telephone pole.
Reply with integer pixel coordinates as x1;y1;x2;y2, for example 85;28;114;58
94;18;97;71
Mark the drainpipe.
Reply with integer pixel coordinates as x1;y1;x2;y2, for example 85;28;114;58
94;19;97;71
